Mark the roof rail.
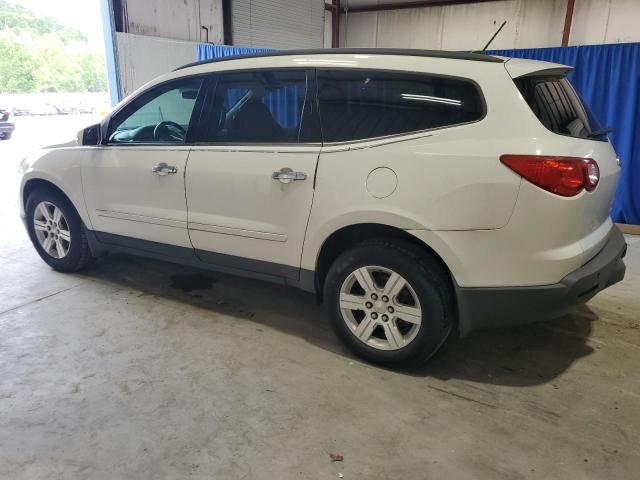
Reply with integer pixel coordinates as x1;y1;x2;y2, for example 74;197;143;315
174;48;504;71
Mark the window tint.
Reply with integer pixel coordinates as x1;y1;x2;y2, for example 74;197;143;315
108;77;202;144
317;70;483;142
514;76;606;141
201;70;307;143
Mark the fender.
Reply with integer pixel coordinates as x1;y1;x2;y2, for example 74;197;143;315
19;145;95;230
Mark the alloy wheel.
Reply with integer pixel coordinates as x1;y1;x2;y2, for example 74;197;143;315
339;266;422;351
33;201;71;259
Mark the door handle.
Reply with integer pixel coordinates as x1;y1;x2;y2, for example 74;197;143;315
272;167;307;184
152;162;178;176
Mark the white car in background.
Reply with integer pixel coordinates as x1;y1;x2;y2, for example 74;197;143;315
18;49;626;366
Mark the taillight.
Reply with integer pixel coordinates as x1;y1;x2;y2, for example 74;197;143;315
500;155;599;197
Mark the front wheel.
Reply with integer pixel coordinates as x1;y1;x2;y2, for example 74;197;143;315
25;187;91;272
324;239;454;367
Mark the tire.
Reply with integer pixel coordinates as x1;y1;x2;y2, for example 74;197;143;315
0;132;10;140
324;238;454;367
25;187;91;272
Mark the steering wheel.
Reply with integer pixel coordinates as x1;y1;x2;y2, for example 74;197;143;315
153;121;187;142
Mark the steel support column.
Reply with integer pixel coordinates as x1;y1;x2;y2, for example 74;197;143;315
561;0;575;47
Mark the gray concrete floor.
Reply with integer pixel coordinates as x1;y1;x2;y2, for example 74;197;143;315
1;117;639;480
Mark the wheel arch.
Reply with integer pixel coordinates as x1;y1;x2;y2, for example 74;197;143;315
22;177;91;228
23;178;73;210
313;223;456;299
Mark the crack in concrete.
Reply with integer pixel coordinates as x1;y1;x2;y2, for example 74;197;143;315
0;283;83;318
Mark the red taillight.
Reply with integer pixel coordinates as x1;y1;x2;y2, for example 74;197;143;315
500;155;599;197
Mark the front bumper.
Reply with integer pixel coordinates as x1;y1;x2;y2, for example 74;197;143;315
456;227;627;336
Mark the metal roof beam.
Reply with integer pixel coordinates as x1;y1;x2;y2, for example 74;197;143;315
338;0;501;14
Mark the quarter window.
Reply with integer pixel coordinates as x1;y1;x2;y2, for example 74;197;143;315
201;70;307;143
317;70;484;142
108;77;203;144
514;76;606;141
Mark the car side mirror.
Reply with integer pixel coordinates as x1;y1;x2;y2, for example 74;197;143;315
79;124;101;146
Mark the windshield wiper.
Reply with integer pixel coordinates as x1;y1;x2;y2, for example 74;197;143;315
588;128;613;138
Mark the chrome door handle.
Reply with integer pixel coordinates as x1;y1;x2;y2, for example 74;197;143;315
272;167;307;184
152;162;178;176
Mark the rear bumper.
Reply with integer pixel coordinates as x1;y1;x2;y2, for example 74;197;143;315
456;227;627;336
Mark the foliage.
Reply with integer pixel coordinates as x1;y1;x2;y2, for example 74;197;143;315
0;0;106;93
0;35;37;92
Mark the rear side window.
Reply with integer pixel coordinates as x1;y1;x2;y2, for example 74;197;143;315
317;70;484;143
200;70;307;144
514;76;606;141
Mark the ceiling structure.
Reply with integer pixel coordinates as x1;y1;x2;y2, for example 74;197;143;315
334;0;500;13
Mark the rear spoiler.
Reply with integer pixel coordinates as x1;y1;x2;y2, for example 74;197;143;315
502;57;573;79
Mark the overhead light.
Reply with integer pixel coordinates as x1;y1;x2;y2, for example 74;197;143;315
401;93;462;106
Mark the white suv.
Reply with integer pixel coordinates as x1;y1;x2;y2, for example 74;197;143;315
19;49;626;366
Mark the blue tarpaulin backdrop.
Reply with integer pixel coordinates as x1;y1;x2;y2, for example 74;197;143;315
488;43;640;225
197;43;640;224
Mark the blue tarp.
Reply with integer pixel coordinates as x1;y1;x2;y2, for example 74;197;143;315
196;43;272;60
197;43;640;224
488;43;640;225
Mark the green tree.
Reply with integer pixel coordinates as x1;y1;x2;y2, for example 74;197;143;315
0;0;107;93
0;0;87;44
78;52;107;92
0;35;37;93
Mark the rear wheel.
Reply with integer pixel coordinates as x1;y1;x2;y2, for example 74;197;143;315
324;239;454;367
25;187;91;272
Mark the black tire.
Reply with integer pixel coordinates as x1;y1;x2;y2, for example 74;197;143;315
0;132;10;140
25;187;91;272
324;238;454;367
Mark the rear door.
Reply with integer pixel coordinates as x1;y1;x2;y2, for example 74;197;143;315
185;69;321;280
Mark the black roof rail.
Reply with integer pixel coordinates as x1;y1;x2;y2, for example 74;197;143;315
174;48;504;71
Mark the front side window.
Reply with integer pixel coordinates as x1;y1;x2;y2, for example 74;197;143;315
108;77;203;144
317;70;484;143
200;70;307;143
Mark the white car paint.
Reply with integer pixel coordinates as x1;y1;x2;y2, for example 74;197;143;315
186;144;321;272
19;51;621;291
82;146;192;248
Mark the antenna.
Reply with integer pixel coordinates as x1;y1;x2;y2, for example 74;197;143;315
482;21;507;52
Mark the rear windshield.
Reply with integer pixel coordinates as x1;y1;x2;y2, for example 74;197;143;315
514;76;607;141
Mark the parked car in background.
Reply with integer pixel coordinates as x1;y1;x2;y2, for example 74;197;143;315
12;102;59;116
0;109;15;140
18;49;627;367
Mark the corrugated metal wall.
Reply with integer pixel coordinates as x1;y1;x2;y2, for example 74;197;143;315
120;0;224;44
339;0;640;50
231;0;325;49
115;33;197;98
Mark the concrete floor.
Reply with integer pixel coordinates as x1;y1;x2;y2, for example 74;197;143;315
1;117;640;480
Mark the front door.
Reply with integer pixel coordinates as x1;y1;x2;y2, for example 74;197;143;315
83;77;204;250
186;69;320;280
